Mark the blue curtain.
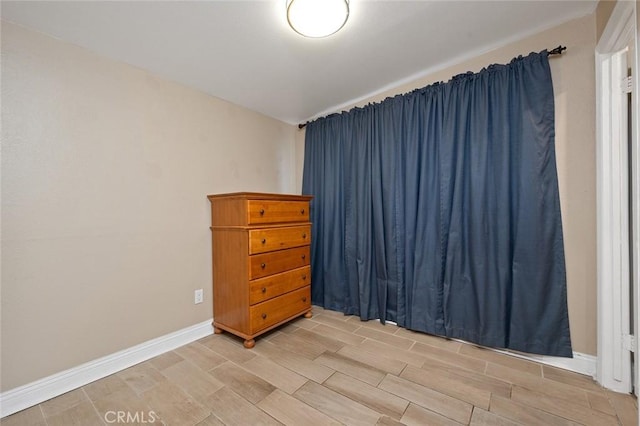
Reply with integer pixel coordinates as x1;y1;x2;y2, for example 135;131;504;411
302;51;572;357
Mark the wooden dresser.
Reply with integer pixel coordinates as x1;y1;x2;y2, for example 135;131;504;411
207;192;313;348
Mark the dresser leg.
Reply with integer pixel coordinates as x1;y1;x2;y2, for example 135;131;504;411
214;326;223;334
304;311;313;319
243;339;255;349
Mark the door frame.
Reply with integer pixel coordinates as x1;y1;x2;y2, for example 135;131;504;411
596;0;637;395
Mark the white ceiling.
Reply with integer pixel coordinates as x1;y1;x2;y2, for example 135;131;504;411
1;1;597;125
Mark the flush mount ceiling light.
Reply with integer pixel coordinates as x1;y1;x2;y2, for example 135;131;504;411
287;0;349;38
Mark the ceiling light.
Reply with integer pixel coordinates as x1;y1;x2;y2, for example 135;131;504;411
287;0;349;38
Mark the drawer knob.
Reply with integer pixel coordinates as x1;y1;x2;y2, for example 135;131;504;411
302;233;307;239
259;209;265;216
301;209;305;214
261;238;266;244
302;275;307;280
302;297;307;302
262;313;267;319
261;263;266;269
261;287;266;293
302;254;306;260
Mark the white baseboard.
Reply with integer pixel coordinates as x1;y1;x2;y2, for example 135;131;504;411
387;321;598;380
386;319;598;378
445;337;596;378
488;346;597;378
0;317;601;419
0;320;214;418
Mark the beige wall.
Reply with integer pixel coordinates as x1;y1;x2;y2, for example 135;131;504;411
2;10;601;394
596;0;618;41
1;22;297;391
297;14;598;355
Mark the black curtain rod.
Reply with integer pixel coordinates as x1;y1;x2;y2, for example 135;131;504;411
298;45;567;130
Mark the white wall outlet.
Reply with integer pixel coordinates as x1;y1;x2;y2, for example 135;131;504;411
194;289;204;304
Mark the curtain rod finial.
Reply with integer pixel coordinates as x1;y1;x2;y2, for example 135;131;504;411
548;45;567;56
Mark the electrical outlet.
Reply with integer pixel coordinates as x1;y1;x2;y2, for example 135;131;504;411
194;289;204;304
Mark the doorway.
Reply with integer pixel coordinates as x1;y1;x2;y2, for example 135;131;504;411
596;0;638;397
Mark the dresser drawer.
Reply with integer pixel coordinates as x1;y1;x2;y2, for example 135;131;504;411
249;225;311;254
248;200;309;225
250;286;311;334
249;266;310;305
249;246;310;280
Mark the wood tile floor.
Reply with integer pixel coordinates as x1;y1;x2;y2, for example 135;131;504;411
3;306;638;426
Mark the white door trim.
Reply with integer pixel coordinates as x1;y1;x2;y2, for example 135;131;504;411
595;0;636;394
633;1;639;402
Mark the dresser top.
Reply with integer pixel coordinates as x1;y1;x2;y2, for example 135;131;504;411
207;192;313;202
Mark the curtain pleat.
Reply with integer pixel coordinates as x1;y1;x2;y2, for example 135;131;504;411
302;51;572;357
